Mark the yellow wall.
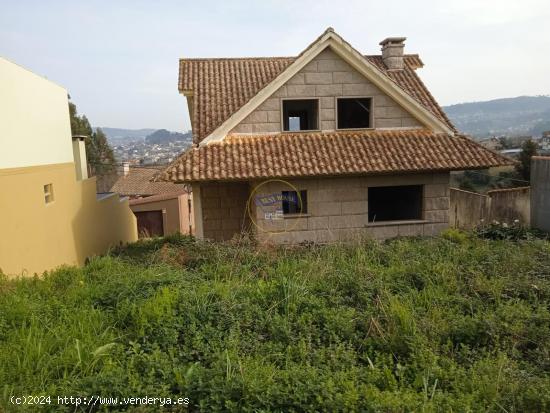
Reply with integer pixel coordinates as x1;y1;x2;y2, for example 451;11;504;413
0;57;138;277
0;163;137;277
0;57;74;169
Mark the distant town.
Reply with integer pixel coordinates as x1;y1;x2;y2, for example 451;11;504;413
478;131;550;158
98;127;193;165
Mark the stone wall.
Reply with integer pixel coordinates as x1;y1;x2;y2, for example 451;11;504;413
249;173;449;244
231;47;421;134
200;182;250;241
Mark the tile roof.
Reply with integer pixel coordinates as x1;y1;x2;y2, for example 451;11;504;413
110;166;189;196
179;54;454;144
129;192;189;206
158;130;513;183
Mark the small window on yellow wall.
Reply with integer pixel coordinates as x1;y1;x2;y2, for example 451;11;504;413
44;184;54;204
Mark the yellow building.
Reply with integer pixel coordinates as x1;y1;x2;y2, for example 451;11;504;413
0;57;137;277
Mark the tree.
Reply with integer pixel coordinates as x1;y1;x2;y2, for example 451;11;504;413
69;101;92;137
68;100;116;178
515;139;538;182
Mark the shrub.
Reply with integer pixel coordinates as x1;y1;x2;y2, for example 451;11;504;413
441;228;469;244
475;220;547;241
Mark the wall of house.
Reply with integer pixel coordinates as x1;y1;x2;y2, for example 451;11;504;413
230;47;422;135
0;163;137;276
0;57;74;169
0;58;137;277
130;193;194;236
199;182;250;241
249;173;449;244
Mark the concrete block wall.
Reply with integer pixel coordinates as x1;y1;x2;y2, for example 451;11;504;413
449;188;489;230
488;187;530;226
250;173;450;244
200;182;250;241
449;187;531;230
231;47;421;134
531;156;550;232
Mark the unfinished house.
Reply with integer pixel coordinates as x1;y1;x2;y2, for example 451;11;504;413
158;28;512;243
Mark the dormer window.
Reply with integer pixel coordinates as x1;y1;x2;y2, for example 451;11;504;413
282;99;319;132
336;97;373;130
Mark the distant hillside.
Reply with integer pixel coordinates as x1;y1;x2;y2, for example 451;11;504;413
95;127;192;145
95;127;156;142
145;129;192;144
444;96;550;138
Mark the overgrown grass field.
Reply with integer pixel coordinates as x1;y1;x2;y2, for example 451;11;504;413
1;233;549;412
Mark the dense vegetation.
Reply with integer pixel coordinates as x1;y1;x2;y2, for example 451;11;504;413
69;101;116;177
1;233;549;412
145;129;192;145
69;101;118;192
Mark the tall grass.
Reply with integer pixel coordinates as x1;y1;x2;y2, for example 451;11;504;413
0;233;549;412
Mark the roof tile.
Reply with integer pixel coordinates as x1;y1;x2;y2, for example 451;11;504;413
159;130;513;183
180;55;454;144
111;167;189;196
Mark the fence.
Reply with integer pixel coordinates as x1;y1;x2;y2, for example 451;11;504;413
531;156;550;232
449;187;530;229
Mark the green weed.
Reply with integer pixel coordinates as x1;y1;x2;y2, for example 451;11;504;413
0;233;549;412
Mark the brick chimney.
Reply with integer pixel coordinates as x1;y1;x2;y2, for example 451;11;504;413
380;37;406;70
122;161;130;176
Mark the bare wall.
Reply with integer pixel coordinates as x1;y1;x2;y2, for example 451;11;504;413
230;47;421;135
200;182;250;241
0;163;137;276
250;173;450;244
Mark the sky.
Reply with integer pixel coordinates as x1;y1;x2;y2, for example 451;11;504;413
1;0;549;132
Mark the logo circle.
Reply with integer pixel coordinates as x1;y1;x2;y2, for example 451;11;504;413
246;179;306;236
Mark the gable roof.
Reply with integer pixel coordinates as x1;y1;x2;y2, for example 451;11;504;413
158;130;513;183
180;28;455;145
110;166;189;197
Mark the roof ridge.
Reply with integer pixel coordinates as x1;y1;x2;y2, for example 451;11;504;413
179;54;421;61
179;56;295;61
